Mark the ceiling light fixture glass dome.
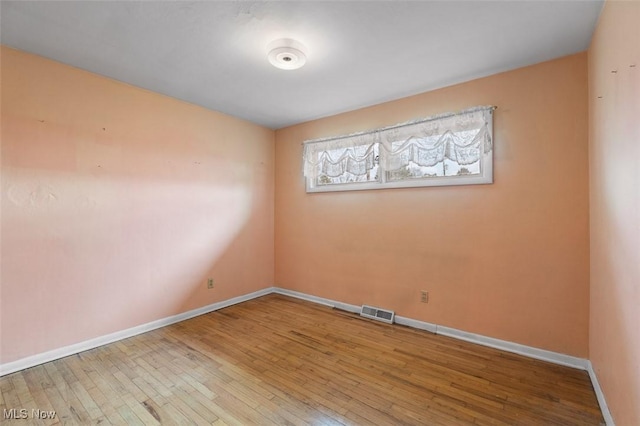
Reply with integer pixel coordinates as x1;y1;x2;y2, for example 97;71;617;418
267;38;307;70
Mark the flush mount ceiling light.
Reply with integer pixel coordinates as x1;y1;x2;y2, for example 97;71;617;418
267;38;307;70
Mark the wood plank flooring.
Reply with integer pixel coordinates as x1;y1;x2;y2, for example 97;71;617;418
1;294;604;425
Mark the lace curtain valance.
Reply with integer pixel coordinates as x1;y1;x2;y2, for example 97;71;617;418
302;106;495;192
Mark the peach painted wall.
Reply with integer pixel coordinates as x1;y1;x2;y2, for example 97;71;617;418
1;46;274;364
588;0;640;424
275;53;590;357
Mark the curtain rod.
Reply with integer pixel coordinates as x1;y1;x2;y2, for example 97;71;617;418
303;105;496;146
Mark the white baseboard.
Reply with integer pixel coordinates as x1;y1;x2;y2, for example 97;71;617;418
394;315;438;333
273;287;589;370
273;289;440;333
273;287;360;313
436;325;589;370
0;287;273;377
587;361;615;425
273;288;613;421
1;285;611;426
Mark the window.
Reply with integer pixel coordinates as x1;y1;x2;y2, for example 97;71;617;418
303;106;495;193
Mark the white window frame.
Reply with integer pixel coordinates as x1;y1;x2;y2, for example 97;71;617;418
303;106;495;193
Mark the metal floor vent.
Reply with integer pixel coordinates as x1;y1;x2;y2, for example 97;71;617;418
360;305;395;324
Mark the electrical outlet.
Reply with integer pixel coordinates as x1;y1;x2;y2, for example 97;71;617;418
420;291;429;303
207;278;214;289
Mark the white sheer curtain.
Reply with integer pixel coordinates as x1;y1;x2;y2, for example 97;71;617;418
378;107;492;171
303;106;494;183
303;133;378;180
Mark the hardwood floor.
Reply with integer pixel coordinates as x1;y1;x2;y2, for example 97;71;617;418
1;294;604;425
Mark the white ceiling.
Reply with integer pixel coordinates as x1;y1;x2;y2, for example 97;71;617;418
1;1;603;129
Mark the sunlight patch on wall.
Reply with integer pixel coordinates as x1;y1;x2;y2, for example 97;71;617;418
1;167;254;362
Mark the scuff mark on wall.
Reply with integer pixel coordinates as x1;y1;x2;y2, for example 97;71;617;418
7;181;58;208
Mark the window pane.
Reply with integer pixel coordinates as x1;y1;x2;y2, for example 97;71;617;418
303;106;493;192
